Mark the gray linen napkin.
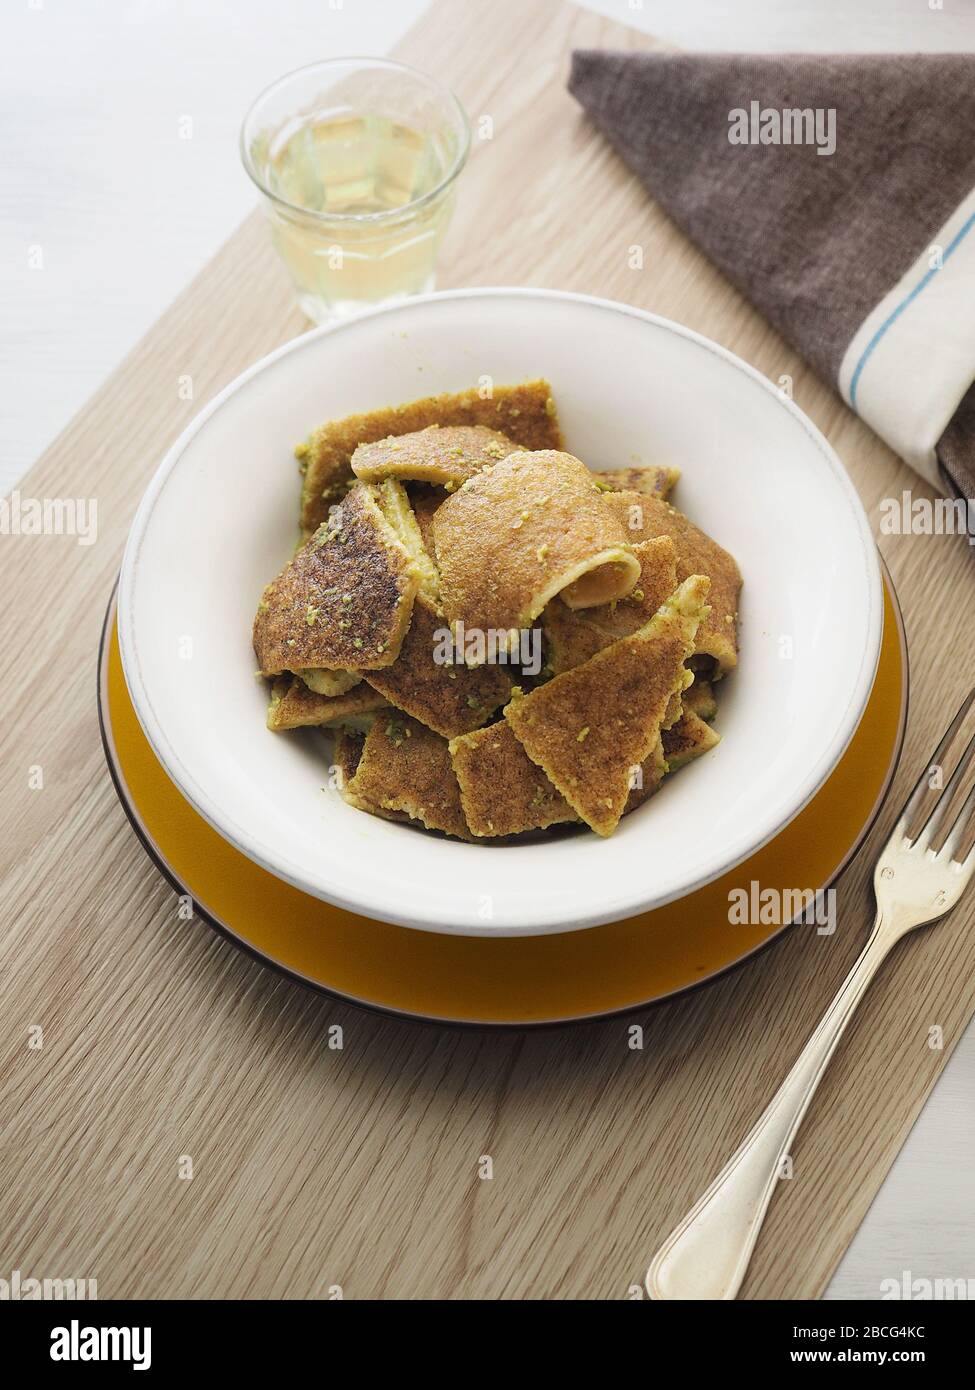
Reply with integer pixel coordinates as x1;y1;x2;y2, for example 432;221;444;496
569;51;975;513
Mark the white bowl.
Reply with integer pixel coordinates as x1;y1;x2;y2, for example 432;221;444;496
119;289;882;937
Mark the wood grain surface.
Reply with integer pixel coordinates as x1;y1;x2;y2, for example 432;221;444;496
1;0;973;1300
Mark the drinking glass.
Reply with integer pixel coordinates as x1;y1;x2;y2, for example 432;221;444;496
241;58;470;323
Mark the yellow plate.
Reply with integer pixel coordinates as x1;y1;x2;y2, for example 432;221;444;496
99;571;906;1026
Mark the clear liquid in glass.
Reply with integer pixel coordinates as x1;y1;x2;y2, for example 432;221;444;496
258;112;460;322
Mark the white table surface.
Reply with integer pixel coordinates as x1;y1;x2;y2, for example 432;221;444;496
2;0;973;1301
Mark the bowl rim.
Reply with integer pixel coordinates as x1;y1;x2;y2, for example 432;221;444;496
117;287;883;935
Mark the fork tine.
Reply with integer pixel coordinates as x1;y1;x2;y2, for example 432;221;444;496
942;772;975;864
914;718;975;850
897;687;975;838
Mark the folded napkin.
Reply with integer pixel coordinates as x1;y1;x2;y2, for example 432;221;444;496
569;52;975;508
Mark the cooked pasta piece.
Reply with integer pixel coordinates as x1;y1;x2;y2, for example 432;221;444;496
622;736;667;815
332;727;367;786
432;450;639;651
539;605;607;675
595;465;680;498
344;714;472;840
353;424;519;489
267;678;387;731
333;727;410;823
253;483;417;675
296;668;361;698
603;492;741;675
372;478;441;606
504;576;710;836
363;595;512;738
543;536;678;673
662;710;721;770
297;379;561;535
449;720;577;837
682;676;717;722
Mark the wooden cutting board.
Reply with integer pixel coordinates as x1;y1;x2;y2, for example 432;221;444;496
1;0;973;1300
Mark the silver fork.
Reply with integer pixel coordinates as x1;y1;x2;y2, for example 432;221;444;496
646;688;975;1301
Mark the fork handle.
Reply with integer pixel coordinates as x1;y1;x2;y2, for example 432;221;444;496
646;909;891;1300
